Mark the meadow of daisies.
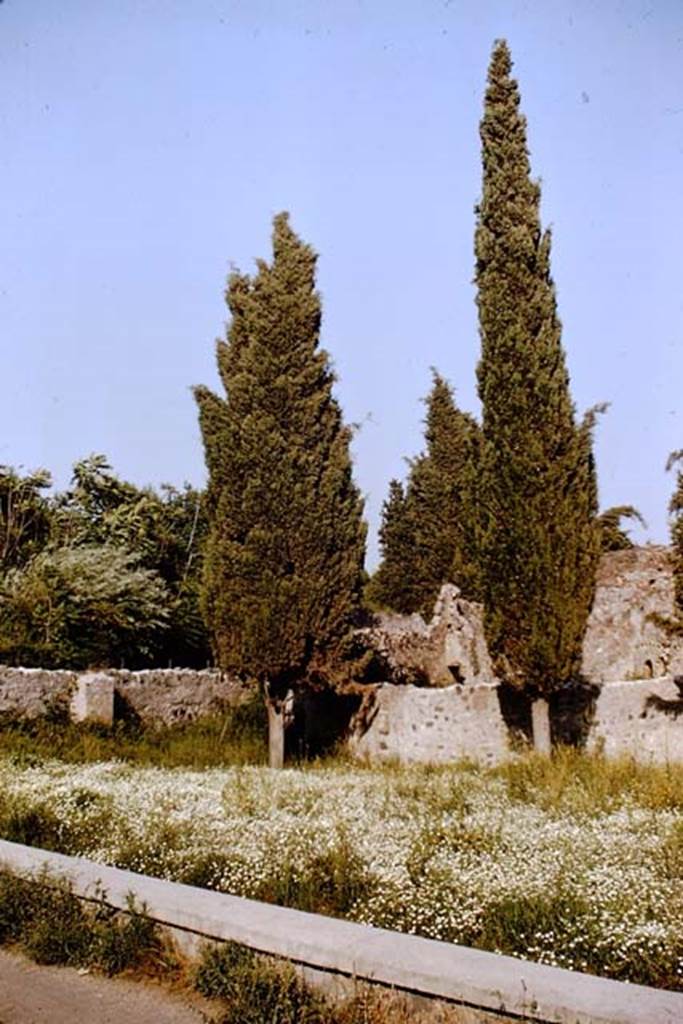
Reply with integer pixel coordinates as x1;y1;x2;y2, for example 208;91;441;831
0;747;681;991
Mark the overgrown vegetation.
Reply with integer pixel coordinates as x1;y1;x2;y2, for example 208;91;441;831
0;458;210;669
194;941;463;1024
596;505;646;552
0;698;267;770
1;749;681;989
0;868;163;975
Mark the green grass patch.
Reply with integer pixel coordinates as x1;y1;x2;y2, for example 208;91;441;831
0;695;267;769
493;745;683;814
194;941;464;1024
0;867;165;975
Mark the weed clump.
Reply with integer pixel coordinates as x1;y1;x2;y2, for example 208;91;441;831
0;867;163;975
195;942;333;1024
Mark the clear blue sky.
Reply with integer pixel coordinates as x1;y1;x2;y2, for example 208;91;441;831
2;0;681;568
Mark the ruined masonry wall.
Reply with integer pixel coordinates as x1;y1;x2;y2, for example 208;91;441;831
348;683;510;766
349;676;683;767
586;676;683;763
0;667;246;727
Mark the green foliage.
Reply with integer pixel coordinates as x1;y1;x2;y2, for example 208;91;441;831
0;793;68;851
0;454;210;668
195;942;334;1024
0;465;52;572
596;505;646;552
365;479;416;613
52;455;210;667
474;41;601;695
196;213;366;692
0;545;169;668
469;888;592;958
0;868;162;974
252;827;375;917
369;373;481;617
493;746;683;814
0;698;268;768
667;450;683;611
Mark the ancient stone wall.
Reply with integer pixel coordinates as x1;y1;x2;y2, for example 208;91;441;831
586;676;683;763
0;667;76;720
348;682;509;766
2;547;682;763
0;667;246;727
582;545;683;681
347;676;683;767
112;668;247;725
357;584;495;687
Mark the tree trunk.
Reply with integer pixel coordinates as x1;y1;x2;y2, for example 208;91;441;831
264;683;295;769
531;697;551;754
267;697;285;769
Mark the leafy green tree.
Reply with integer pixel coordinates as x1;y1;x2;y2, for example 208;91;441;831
52;456;210;666
0;545;169;669
0;455;210;668
596;505;646;552
195;213;366;763
0;466;52;572
475;41;601;700
369;373;480;618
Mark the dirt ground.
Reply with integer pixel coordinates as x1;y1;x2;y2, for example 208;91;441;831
0;948;218;1024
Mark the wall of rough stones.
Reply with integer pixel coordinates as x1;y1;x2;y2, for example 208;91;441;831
585;675;683;762
348;682;509;766
582;545;683;682
347;676;683;767
0;667;247;727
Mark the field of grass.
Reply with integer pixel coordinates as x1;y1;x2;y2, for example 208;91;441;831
0;727;681;992
0;698;268;768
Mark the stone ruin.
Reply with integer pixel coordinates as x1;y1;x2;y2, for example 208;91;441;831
355;583;494;688
0;545;682;766
355;545;683;689
346;545;683;765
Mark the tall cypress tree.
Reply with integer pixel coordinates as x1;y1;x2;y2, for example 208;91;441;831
367;479;418;614
369;372;480;618
195;214;366;760
666;451;683;615
475;41;600;697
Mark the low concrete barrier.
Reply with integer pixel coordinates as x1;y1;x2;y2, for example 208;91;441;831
1;840;681;1024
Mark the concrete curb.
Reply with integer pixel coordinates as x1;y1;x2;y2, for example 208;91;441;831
1;840;681;1024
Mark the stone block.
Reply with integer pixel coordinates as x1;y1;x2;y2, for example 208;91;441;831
70;672;114;726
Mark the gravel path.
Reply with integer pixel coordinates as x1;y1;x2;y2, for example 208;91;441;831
0;948;217;1024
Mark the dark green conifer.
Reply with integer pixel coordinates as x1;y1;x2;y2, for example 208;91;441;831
475;41;601;695
369;373;480;618
366;479;417;614
195;214;366;710
666;451;683;613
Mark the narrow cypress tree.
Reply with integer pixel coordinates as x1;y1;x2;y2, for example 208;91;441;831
666;451;683;614
475;41;600;697
419;372;481;607
366;479;418;614
195;214;366;761
369;372;480;618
